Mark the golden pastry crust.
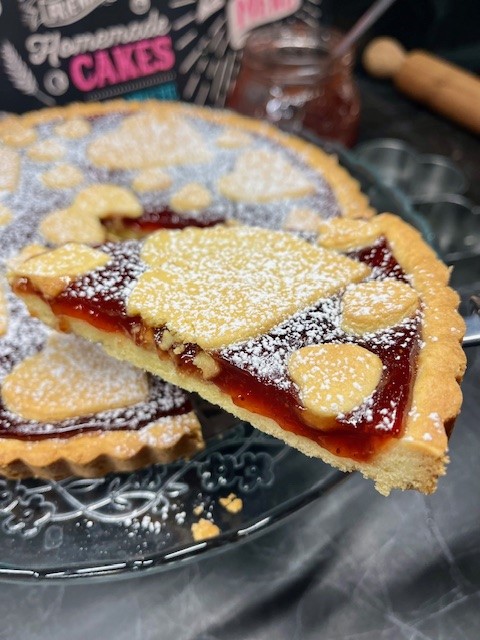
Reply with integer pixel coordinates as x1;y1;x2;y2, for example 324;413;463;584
0;412;203;480
317;214;466;489
10;214;466;494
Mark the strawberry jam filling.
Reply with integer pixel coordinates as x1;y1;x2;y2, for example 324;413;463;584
12;238;421;458
211;236;419;461
103;207;226;236
214;308;419;462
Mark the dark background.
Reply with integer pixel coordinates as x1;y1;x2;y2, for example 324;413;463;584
0;0;479;114
325;0;480;71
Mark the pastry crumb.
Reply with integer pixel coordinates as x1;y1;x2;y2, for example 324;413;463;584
191;518;220;541
219;493;243;514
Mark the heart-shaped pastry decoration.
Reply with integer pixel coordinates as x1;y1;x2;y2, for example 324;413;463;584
341;280;420;335
15;243;110;279
128;226;370;349
40;208;105;246
288;343;384;430
0;120;36;147
132;168;172;193
2;332;149;422
13;243;110;297
40;184;141;245
88;111;211;170
73;184;142;218
316;218;380;251
283;207;323;232
27;139;66;162
218;149;316;203
54;118;91;139
170;182;212;213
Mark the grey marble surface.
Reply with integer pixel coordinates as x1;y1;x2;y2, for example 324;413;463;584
0;346;478;640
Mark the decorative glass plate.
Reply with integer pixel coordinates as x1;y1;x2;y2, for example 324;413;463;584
0;139;430;584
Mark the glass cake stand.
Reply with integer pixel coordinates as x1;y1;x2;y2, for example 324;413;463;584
0;140;433;584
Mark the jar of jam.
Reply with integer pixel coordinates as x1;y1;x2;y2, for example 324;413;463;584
226;22;360;147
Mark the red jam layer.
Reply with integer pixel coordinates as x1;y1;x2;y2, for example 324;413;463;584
14;238;420;458
103;207;226;235
214;316;418;461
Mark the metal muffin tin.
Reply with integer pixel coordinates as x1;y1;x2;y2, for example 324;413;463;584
355;139;480;326
355;139;468;201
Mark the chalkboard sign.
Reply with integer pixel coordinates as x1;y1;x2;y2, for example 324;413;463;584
0;0;321;113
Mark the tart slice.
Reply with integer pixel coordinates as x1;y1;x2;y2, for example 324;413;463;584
9;215;466;494
0;284;203;480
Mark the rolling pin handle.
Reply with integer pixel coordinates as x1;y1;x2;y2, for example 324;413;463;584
363;37;407;79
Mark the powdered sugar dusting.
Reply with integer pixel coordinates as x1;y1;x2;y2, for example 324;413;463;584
216;236;422;434
129;226;369;349
0;108;340;263
2;332;149;422
63;240;145;309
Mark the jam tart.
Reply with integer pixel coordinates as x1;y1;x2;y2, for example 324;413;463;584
0;98;373;480
0;99;373;255
9;215;466;494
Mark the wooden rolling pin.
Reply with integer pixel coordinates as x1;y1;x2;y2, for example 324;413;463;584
363;37;480;135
